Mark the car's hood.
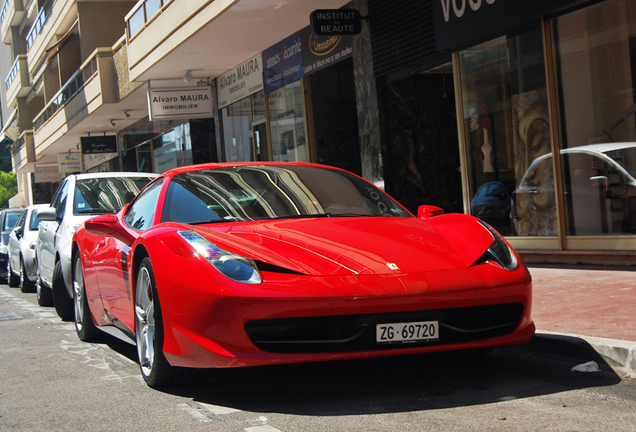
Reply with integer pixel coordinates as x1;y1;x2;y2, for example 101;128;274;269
182;215;494;276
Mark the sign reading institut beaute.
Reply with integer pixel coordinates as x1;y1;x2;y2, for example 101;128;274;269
147;86;213;120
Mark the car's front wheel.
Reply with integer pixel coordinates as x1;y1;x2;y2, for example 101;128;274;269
19;257;35;293
52;260;74;321
73;255;98;341
135;257;178;388
7;259;19;287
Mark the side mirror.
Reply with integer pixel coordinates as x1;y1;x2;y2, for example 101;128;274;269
418;205;444;219
13;226;23;238
37;207;57;222
85;214;135;245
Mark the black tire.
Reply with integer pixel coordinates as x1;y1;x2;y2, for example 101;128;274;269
52;260;74;321
73;255;99;341
7;259;19;287
19;257;36;293
135;257;180;388
36;274;53;307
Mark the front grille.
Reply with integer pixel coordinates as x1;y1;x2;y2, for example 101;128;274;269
245;303;524;353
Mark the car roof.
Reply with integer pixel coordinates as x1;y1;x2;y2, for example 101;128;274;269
160;161;346;178
69;172;159;180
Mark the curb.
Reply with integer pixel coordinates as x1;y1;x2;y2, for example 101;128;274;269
535;330;636;379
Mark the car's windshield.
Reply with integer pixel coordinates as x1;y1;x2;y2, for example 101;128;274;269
161;165;410;224
74;177;155;215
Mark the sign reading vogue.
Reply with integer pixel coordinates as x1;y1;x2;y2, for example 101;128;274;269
147;86;213;120
434;0;578;49
217;55;264;109
80;135;118;154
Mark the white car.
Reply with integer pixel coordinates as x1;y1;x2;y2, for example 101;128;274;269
36;172;157;315
7;204;48;292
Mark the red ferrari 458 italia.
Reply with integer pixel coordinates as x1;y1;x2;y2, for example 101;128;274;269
72;162;534;387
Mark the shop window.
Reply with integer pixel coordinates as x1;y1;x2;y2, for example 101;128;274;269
222;97;253;162
269;81;308;162
554;0;636;235
458;27;551;236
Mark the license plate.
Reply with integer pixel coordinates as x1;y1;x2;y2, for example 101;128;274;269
376;321;439;344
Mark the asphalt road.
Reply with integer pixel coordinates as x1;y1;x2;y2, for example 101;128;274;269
1;283;635;432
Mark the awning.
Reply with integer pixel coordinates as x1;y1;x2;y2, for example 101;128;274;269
46;19;79;61
0;109;18;142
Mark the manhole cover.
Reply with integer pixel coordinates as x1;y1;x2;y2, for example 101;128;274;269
0;311;23;321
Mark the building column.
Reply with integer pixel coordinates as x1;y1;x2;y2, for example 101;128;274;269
352;0;383;187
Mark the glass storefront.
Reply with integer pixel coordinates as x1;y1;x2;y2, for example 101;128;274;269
554;0;636;236
458;27;551;236
269;81;308;162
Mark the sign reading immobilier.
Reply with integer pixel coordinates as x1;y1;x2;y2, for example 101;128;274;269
147;86;213;121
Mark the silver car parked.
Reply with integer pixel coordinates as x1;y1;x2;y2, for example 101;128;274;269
7;204;48;292
36;173;157;317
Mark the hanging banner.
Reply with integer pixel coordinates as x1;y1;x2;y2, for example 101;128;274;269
57;152;81;173
217;55;264;109
147;86;213;120
263;32;304;93
34;166;62;183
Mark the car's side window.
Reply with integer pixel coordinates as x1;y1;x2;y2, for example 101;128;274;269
51;180;69;220
122;179;164;232
15;211;26;231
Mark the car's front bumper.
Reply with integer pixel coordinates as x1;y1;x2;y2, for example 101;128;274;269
156;261;534;369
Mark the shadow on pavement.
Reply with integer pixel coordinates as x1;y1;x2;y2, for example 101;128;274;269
120;336;623;416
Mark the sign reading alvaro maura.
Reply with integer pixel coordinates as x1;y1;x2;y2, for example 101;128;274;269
147;86;213;121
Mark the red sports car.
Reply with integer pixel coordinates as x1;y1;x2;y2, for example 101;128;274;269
72;162;534;387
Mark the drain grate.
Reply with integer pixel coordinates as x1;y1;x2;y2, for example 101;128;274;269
0;311;23;321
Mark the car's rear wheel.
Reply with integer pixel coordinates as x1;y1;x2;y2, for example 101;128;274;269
35;265;53;306
73;255;98;341
7;259;19;287
19;257;35;293
135;257;179;388
52;260;74;321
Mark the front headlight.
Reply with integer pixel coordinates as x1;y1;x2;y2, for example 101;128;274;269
178;230;262;284
476;221;518;271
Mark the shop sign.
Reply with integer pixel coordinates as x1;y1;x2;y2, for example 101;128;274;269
57;152;81;173
310;9;361;36
84;153;117;171
217;55;264;109
434;0;580;50
80;135;117;154
263;32;304;93
34;166;62;183
147;86;213;120
302;27;353;75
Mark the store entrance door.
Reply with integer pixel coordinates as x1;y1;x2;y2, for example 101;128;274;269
253;122;269;161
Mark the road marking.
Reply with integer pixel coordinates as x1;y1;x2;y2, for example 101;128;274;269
198;402;241;415
178;403;219;422
245;426;282;432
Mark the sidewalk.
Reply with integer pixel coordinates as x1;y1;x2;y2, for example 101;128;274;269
528;265;636;378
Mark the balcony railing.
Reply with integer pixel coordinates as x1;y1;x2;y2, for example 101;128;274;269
11;132;24;156
5;55;20;88
26;3;49;49
33;55;98;131
1;0;9;23
127;0;170;38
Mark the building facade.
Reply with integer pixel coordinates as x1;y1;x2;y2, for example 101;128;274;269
0;0;634;264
